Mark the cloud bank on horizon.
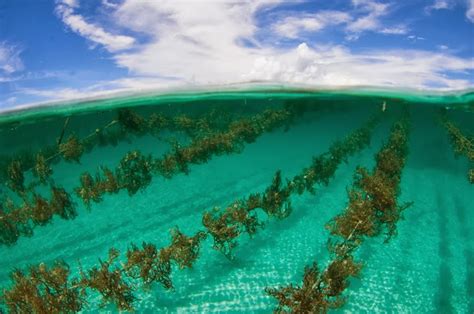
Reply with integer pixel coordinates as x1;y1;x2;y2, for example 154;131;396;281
1;0;473;108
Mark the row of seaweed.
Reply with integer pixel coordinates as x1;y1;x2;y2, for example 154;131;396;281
75;107;295;206
0;110;381;312
440;114;474;184
265;113;412;313
1;106;242;193
202;113;381;259
0;106;298;246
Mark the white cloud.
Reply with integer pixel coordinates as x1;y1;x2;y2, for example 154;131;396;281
379;25;409;35
271;1;407;40
55;0;135;52
346;0;389;33
467;0;474;22
45;0;474;100
0;42;24;84
244;43;474;90
426;0;453;11
273;11;351;38
111;0;282;82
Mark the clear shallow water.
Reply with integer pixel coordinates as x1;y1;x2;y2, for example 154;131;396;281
0;89;473;313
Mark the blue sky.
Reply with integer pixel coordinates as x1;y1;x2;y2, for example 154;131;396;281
1;0;473;109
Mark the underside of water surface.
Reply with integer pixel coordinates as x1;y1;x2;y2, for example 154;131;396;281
0;87;473;313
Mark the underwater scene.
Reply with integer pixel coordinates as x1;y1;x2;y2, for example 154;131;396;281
0;88;473;313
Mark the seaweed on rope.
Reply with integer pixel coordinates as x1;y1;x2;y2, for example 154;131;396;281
0;106;243;189
75;106;295;206
0;109;381;312
202;113;381;259
265;113;412;313
440;114;474;184
0;107;279;246
0;228;207;313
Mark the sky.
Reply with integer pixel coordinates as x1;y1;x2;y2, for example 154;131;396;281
0;0;473;109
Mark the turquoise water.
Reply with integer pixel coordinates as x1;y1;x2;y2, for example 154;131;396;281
0;89;473;313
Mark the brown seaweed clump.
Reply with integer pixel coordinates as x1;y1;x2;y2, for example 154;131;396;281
80;248;135;311
6;160;25;193
75;173;102;208
50;186;77;220
161;228;207;270
441;117;474;184
117;108;147;134
75;167;120;208
203;202;263;258
1;261;83;313
28;193;54;226
33;153;53;184
291;114;379;195
117;151;153;196
203;205;251;259
328;117;411;250
265;256;361;313
0;201;32;246
59;135;84;163
125;242;173;289
259;170;293;219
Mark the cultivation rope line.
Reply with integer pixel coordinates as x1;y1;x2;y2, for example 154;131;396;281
0;111;380;312
265;112;412;313
0;106;298;247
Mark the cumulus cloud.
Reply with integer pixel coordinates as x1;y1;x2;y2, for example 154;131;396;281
46;0;474;97
244;43;474;90
55;0;135;52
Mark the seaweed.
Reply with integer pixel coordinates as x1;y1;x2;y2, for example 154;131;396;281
441;116;474;183
80;248;135;311
29;194;54;226
125;242;173;289
0;203;31;246
161;228;207;270
50;186;76;220
33;153;53;184
116;151;153;195
1;262;83;313
266;256;361;313
6;160;25;193
75;173;103;208
117;108;147;134
267;114;410;313
260;170;293;219
328;115;411;247
202;207;241;259
59;135;84;163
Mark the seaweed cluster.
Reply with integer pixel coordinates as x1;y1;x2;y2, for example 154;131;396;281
0;106;240;188
2;261;83;313
0;109;379;312
202;114;380;258
76;108;294;206
266;114;411;313
265;256;362;313
0;107;284;245
0;185;76;246
0;228;207;312
441;116;474;184
328;116;412;244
